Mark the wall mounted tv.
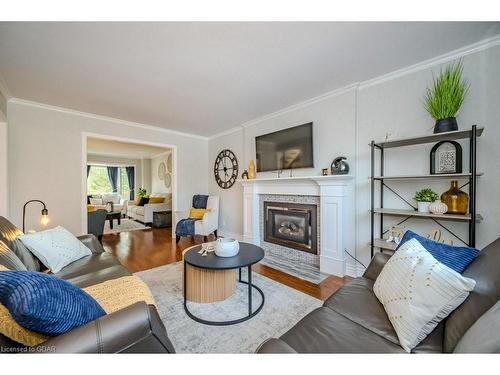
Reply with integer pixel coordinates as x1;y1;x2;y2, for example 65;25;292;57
255;122;314;172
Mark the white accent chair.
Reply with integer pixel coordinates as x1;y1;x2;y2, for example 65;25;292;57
175;195;219;243
126;193;172;225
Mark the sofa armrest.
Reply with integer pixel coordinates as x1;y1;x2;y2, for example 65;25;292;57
77;234;105;254
362;252;392;281
256;338;297;353
35;302;175;353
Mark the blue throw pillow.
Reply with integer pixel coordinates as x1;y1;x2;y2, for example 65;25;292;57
396;230;479;273
0;271;106;336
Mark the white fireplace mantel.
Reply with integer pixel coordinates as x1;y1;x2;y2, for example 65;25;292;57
239;175;354;277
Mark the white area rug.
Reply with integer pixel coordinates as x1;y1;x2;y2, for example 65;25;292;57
135;262;322;353
103;218;148;234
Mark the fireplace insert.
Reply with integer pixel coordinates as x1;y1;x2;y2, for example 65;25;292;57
264;201;317;254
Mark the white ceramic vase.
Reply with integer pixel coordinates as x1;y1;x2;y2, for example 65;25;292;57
417;201;431;213
429;200;448;215
215;238;240;257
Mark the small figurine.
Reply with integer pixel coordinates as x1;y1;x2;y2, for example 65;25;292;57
241;170;249;179
386;225;405;245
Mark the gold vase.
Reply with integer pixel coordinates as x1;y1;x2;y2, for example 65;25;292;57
441;180;469;215
248;160;256;179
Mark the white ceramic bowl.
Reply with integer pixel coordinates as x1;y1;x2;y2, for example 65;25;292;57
215;238;240;257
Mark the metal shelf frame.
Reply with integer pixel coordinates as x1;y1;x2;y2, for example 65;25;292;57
370;125;482;257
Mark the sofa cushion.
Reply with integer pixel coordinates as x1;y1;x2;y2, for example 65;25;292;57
453;300;500;353
19;226;92;273
279;307;406;353
55;252;131;288
374;238;475;352
324;277;399;345
0;216;41;271
444;237;500;352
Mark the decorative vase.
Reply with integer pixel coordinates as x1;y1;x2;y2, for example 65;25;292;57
441;180;469;214
433;117;458;134
417;202;431;213
248;160;256;179
215;238;240;257
429;200;448;215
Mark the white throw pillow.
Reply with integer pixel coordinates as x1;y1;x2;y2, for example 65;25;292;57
18;226;92;273
89;198;103;205
373;238;476;352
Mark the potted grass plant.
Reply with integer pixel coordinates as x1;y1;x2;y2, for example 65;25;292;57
414;188;439;213
423;60;470;134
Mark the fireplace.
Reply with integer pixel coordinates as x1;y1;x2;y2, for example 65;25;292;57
264;201;318;254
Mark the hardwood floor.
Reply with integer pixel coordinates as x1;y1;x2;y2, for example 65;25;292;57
102;226;349;301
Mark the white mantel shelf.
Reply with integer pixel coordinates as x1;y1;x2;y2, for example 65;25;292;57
238;175;354;184
239;174;355;277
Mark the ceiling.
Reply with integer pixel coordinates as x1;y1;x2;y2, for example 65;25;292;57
1;22;499;137
87;137;170;159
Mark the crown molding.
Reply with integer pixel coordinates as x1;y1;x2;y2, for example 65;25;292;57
209;33;500;141
8;97;209;141
359;33;500;90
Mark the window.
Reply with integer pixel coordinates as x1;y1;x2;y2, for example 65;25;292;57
87;165;133;199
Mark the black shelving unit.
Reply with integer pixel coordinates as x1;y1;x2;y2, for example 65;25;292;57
370;125;483;257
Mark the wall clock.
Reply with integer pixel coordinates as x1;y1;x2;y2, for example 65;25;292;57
214;149;239;189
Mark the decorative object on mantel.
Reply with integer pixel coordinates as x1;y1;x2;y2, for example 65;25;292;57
441;180;469;215
248;160;256;179
214;238;240;257
414;188;438;213
423;59;470;134
385;225;405;245
321;168;329;176
430;140;462;174
241;170;249;179
330;156;349;175
428;200;448;215
214;149;239;189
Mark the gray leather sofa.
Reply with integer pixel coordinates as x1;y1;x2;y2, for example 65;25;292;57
258;237;500;353
0;217;175;353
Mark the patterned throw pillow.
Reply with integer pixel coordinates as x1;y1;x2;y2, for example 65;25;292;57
0;271;105;338
18;226;92;273
374;238;476;352
397;230;480;273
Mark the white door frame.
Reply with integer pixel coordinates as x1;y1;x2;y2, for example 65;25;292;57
0;121;7;217
81;132;177;237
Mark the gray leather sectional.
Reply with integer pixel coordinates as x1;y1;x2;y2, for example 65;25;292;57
257;238;500;353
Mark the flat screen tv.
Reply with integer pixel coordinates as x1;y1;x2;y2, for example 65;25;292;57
255;122;313;172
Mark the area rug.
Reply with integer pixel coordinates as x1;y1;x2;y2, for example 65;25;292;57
135;262;322;353
103;218;148;234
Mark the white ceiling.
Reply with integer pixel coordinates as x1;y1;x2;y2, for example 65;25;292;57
1;22;499;136
87;137;170;159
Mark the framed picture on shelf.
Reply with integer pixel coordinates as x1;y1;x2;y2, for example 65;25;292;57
430;140;462;174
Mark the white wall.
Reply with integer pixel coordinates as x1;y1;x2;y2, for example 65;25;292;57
151;152;173;194
7;101;208;234
209;43;500;275
86;154;143;198
0;90;6;121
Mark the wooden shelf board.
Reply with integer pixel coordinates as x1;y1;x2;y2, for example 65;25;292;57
372;173;483;180
373;127;483;149
372;208;483;222
372;238;397;251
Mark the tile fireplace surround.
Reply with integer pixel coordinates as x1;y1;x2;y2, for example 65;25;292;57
239;175;355;277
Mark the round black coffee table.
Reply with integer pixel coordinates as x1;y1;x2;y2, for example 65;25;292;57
183;242;265;326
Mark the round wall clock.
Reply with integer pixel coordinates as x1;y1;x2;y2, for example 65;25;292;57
214;149;239;189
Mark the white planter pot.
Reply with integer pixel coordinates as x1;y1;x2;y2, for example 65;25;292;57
417;202;431;213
